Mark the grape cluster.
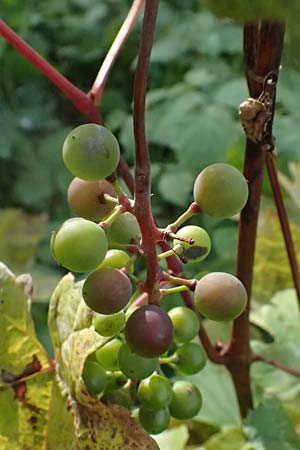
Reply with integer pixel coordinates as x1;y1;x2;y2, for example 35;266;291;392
83;305;205;435
51;123;249;435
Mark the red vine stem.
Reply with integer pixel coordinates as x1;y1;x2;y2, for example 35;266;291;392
252;353;300;377
265;152;300;303
0;20;100;122
225;21;285;418
89;0;144;105
133;0;161;303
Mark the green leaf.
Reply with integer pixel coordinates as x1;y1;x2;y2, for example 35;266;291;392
250;290;300;405
0;263;76;449
213;78;247;109
183;361;240;426
157;166;194;207
152;425;189;450
250;289;300;342
58;327;159;449
196;426;248;450
0;208;47;273
0;263;51;379
244;398;300;450
48;273;86;352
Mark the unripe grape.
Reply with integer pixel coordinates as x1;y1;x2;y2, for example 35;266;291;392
194;272;247;321
67;177;117;221
107;212;141;246
98;249;132;270
103;388;132;410
168;306;200;343
193;163;248;218
94;311;126;337
82;360;108;395
125;305;174;357
51;218;108;272
118;344;158;381
95;339;123;371
83;268;132;314
62;124;120;181
138;374;173;410
173;225;211;263
138;406;170;435
169;381;202;420
105;371;127;391
174;342;207;374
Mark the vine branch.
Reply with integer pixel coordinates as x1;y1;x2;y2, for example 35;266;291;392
265;152;300;303
89;0;144;105
225;21;285;418
0;20;100;122
252;353;300;378
133;0;161;303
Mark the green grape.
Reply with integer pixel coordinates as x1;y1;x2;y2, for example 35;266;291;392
173;225;211;263
103;388;132;410
67;177;117;221
62;124;120;181
82;360;108;395
194;272;247;321
94;311;126;337
138;374;173;410
83;268;132;314
193;163;248;218
168;306;200;343
107;212;141;246
98;249;132;271
95;339;122;371
105;371;127;391
51;218;108;272
118;344;158;381
174;342;207;374
169;381;202;420
138;406;170;435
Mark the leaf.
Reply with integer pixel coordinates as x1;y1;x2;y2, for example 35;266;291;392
250;289;300;342
0;208;47;273
244;398;300;450
0;263;158;449
196;426;248;450
48;273;87;353
0;262;77;449
250;290;300;405
157;166;194;207
213;78;247;109
253;209;300;302
58;328;158;449
152;425;189;450
183;361;240;426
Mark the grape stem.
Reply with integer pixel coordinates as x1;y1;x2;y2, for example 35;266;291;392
88;0;144;105
159;285;189;296
99;206;122;230
160;272;197;290
133;0;162;304
166;202;201;232
252;353;300;377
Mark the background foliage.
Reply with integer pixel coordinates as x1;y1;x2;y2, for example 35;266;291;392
1;0;300;448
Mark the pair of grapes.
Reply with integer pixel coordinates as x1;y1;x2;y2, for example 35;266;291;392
51;122;249;434
83;305;205;434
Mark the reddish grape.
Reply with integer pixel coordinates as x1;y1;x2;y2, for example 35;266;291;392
67;177;117;221
194;272;247;321
83;268;132;314
125;305;174;357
